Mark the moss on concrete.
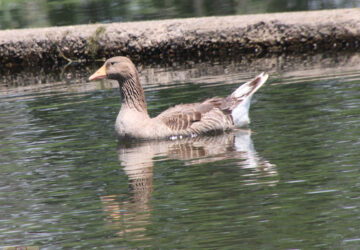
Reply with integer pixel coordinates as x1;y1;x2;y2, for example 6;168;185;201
86;26;106;58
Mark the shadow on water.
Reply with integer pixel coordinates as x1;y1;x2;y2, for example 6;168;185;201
2;52;360;96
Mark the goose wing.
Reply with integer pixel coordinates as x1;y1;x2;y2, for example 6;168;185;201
157;97;234;134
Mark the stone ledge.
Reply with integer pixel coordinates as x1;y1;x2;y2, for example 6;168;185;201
0;8;360;67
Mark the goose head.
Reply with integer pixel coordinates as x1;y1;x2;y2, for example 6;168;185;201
88;56;147;112
88;56;138;82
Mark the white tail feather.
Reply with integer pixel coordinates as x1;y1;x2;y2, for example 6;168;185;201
231;72;268;127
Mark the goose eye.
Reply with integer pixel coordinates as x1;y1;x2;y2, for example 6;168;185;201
110;62;115;65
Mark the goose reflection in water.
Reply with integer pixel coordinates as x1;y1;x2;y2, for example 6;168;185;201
100;129;277;241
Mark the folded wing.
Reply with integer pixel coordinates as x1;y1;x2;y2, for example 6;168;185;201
157;97;234;135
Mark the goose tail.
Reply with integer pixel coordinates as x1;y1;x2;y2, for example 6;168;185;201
231;72;268;127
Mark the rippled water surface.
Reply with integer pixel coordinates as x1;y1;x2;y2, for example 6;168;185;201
1;55;360;249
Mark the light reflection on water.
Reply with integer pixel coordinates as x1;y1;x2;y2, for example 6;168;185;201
1;54;360;248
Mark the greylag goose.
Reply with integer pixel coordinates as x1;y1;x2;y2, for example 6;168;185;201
89;56;268;139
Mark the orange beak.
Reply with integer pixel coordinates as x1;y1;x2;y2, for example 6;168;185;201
89;64;107;81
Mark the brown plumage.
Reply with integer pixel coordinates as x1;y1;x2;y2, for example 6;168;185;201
89;56;268;140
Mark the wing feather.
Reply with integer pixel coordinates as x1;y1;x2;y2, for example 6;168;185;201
156;97;234;134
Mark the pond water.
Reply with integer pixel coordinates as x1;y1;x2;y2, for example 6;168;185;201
1;53;360;249
1;0;360;29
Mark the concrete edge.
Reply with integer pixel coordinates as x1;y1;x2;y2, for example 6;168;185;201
0;8;360;67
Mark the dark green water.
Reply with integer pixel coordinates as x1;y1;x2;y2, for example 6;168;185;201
1;0;360;29
1;56;360;249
